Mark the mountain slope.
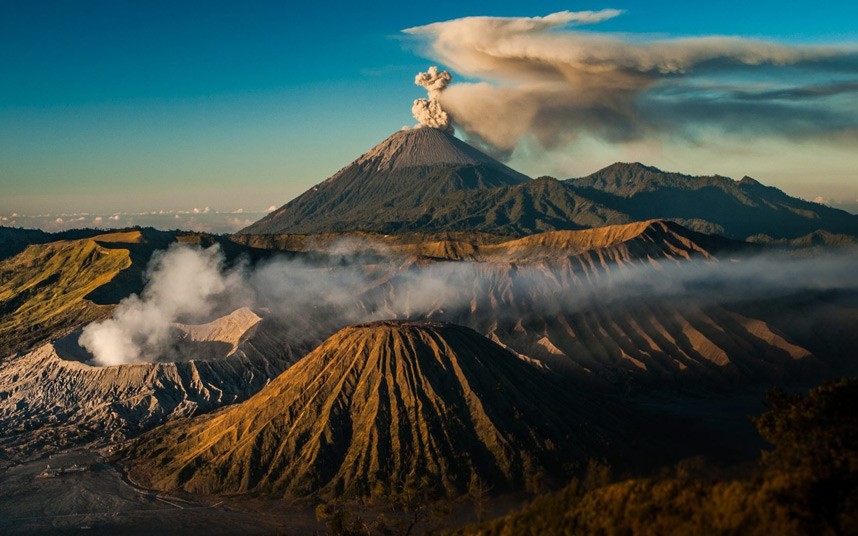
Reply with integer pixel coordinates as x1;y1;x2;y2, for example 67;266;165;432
386;219;739;262
0;228;278;358
398;176;631;236
0;227;108;262
241;128;530;235
0;236;131;358
566;163;858;239
125;321;615;499
352;223;833;386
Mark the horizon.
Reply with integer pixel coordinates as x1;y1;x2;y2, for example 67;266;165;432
3;152;858;234
2;1;858;230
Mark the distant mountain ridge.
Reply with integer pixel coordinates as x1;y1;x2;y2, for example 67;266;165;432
240;129;858;240
566;162;858;239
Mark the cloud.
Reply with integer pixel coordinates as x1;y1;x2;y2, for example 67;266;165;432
79;244;248;366
225;217;253;230
404;11;858;157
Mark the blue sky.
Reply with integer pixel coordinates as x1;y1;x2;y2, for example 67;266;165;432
2;1;857;223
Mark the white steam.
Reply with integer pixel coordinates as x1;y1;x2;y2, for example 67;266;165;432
76;236;858;367
79;244;246;366
411;66;454;132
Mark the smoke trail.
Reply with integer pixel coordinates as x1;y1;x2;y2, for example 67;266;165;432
75;234;858;367
79;244;247;366
412;66;454;132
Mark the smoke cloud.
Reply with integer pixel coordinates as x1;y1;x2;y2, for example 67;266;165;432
412;66;454;132
76;238;858;367
404;11;858;157
79;244;247;366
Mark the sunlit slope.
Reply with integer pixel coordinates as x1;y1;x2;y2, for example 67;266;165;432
352;222;841;386
397;219;737;262
230;219;739;262
0;226;108;261
230;220;843;387
126;321;616;499
0;229;192;357
0;236;132;357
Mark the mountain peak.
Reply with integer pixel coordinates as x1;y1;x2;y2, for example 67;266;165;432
350;127;528;177
600;162;664;174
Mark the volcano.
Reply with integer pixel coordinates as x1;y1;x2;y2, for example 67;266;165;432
241;127;529;235
124;321;617;499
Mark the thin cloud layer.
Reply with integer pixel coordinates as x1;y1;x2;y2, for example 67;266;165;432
405;10;858;157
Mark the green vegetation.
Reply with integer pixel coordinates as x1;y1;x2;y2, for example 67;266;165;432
244;127;858;240
453;377;858;535
313;479;453;536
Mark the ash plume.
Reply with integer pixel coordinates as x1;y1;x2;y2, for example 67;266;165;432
412;66;454;132
404;10;858;158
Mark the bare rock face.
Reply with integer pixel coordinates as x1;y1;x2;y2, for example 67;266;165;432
348;127;528;176
0;308;315;464
125;321;616;500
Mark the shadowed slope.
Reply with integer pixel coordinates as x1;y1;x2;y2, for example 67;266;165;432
567;163;858;239
125;321;615;499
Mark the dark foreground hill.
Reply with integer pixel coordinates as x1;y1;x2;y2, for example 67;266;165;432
124;321;619;499
453;377;858;536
